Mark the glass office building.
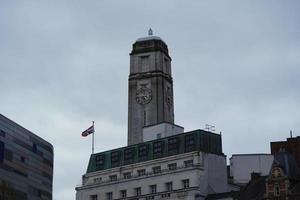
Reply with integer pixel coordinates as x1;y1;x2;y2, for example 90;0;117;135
0;114;53;200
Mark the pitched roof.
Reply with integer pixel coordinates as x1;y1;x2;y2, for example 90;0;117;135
237;176;267;200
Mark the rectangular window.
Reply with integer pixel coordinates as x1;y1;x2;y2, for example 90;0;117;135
185;134;197;152
182;179;190;188
93;177;102;183
111;151;121;167
165;182;172;191
109;175;117;181
20;156;25;163
124;147;135;164
106;192;113;200
0;130;5;137
90;194;98;200
168;163;177;170
156;133;161;139
120;190;127;198
152;166;161;174
184;160;193;168
95;154;105;169
140;55;149;72
138;144;149;161
168;137;179;155
150;185;157;194
137;169;146;176
32;143;37;153
0;141;4;163
134;187;141;196
123;172;131;179
153;141;164;158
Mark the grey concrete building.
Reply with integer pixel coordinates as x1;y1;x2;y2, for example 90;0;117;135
76;32;228;200
229;154;274;185
76;130;227;200
128;32;175;145
0;114;53;200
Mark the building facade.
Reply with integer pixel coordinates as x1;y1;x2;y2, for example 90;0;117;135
76;130;227;200
76;32;228;200
229;154;274;185
0;114;53;200
271;136;300;169
128;33;175;145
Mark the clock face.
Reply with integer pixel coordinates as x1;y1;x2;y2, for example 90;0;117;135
136;87;152;105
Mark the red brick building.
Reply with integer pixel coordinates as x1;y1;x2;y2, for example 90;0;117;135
271;136;300;168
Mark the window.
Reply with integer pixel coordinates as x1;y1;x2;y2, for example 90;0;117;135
164;58;170;74
146;196;155;200
168;163;177;170
120;190;127;198
137;169;146;176
106;192;113;200
0;141;4;163
165;182;172;191
274;184;280;196
168;137;179;155
0;130;5;137
134;187;141;196
93;177;102;183
138;144;149;161
153;141;164;157
32;143;37;153
124;147;135;164
156;133;161;139
109;175;117;181
162;193;171;198
150;184;157;194
185;134;196;152
182;179;189;188
152;166;161;174
140;55;150;72
184;160;193;168
123;172;131;179
95;154;105;169
20;156;25;163
90;195;98;200
111;151;121;167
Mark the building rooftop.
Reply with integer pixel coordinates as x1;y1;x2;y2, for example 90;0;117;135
86;129;223;173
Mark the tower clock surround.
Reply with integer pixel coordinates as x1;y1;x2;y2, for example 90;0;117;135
127;33;175;145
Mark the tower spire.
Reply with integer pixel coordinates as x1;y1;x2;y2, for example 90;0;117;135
148;28;153;36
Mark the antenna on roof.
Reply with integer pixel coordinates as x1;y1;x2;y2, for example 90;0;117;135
148;28;153;36
290;130;293;138
205;124;215;132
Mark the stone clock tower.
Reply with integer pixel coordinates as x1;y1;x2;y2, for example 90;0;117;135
128;30;175;145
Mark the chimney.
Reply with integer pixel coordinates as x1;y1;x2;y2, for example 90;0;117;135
251;172;261;180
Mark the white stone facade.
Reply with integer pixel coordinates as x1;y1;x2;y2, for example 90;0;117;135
142;122;184;142
76;152;227;200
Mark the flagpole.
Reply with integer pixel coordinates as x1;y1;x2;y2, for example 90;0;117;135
92;121;95;154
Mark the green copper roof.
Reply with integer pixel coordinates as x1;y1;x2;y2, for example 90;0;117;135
86;129;222;173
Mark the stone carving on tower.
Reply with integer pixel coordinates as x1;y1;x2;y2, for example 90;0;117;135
127;30;175;145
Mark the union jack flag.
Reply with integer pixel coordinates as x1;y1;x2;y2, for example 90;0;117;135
81;125;95;137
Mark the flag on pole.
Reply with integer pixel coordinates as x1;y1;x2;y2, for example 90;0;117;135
81;124;95;137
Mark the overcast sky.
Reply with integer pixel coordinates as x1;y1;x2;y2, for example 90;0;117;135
1;1;300;199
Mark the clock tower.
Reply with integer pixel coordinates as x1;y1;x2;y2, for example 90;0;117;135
128;30;175;145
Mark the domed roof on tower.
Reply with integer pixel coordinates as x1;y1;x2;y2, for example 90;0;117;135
136;28;165;42
131;28;169;57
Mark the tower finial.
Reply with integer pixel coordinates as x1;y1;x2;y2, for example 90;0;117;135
148;28;153;36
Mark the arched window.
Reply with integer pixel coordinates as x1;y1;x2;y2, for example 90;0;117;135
274;183;280;196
